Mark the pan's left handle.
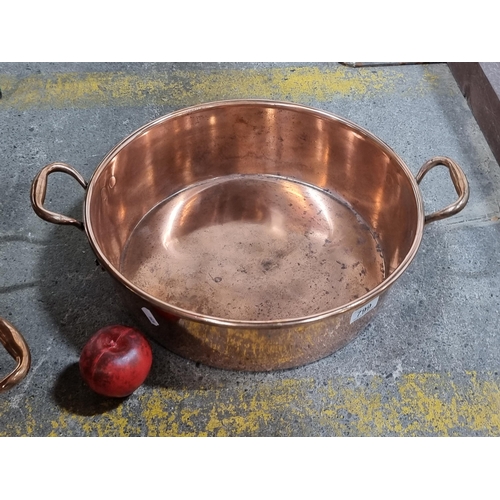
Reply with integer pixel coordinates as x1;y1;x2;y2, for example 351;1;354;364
0;317;31;392
416;156;470;225
30;162;88;231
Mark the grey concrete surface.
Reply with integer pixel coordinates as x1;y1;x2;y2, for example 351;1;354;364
1;62;500;436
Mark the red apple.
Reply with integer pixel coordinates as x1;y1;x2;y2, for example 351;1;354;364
79;325;153;398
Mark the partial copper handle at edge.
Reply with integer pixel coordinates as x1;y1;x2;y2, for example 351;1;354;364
0;317;31;392
30;162;88;231
416;156;470;225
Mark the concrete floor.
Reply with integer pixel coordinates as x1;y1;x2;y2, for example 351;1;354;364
1;62;500;436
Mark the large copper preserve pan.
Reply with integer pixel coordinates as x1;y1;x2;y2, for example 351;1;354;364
30;100;469;371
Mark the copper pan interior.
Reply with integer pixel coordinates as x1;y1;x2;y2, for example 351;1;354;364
85;101;421;322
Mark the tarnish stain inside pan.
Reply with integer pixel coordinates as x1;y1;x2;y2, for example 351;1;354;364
120;174;386;321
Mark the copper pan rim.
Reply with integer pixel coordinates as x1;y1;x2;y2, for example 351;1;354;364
83;99;426;328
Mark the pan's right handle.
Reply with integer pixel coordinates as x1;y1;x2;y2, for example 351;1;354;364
0;317;31;392
30;162;88;231
416;156;470;225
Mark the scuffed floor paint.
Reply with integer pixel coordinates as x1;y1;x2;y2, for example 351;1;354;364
0;65;438;110
1;371;499;436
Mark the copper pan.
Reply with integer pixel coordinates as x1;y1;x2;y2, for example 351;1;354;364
30;100;469;371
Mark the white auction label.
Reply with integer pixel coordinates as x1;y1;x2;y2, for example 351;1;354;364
141;307;159;326
350;296;379;324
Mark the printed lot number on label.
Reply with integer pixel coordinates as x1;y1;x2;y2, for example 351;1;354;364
350;296;379;324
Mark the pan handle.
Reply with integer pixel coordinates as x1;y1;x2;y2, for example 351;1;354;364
30;162;88;231
0;317;31;392
416;156;470;225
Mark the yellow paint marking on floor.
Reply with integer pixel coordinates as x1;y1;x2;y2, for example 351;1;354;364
1;371;500;436
0;66;409;110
